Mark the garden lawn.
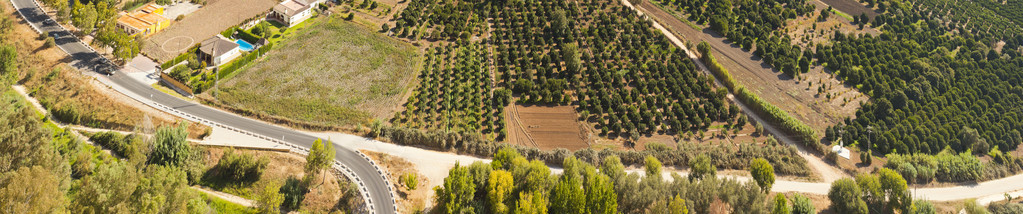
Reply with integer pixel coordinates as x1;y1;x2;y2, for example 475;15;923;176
214;16;421;127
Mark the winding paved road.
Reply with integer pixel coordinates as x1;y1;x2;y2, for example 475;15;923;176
9;0;395;213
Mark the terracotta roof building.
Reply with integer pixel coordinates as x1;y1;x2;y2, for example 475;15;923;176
116;3;170;37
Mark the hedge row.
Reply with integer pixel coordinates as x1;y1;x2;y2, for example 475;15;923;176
378;125;810;176
87;131;143;159
161;45;200;70
235;29;262;44
700;45;821;153
217;42;273;79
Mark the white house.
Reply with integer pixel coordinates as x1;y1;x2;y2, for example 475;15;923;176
198;35;241;67
270;0;318;26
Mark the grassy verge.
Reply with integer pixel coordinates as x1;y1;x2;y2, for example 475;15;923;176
831;8;854;21
195;189;258;214
699;44;822;153
211;16;421;128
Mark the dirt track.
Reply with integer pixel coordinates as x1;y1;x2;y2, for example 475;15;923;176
635;1;865;134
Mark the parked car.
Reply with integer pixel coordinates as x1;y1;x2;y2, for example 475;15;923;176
43;19;55;25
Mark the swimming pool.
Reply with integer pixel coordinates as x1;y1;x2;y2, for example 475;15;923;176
235;39;254;51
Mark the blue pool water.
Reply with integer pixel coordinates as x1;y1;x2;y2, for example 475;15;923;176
235;39;254;51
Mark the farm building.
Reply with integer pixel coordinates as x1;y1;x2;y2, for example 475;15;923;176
269;0;318;26
198;35;241;67
116;3;170;37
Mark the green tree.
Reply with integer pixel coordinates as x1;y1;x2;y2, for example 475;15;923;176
552;9;568;34
878;168;911;213
562;43;581;74
749;158;775;192
436;163;475;214
645;155;662;177
487;170;513;214
771;194;789;214
72;161;140;213
149;124;191;167
791;193;815;214
550;158;585;214
828;178;867;214
584;169;617;214
305;139;335;183
255;179;285;214
689;154;715;181
514;190;548;214
0;166;67;213
668;195;688;214
132;165;196;214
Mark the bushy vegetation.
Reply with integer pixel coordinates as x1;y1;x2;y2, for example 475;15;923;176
828;168;913;214
212;148;269;182
380;125;810;176
87;131;146;158
435;148;770;213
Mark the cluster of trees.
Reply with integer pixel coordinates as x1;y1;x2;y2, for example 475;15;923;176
883;149;985;183
393;42;508;140
572;6;737;139
392;0;487;40
0;93;215;213
435;147;787;213
867;0;1020;39
818;4;1023;157
827;168;918;214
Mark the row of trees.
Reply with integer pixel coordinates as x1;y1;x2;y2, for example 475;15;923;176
434;147;796;213
393;42;508;140
818;5;1023;157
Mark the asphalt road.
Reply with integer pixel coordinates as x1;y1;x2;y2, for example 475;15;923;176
9;0;395;213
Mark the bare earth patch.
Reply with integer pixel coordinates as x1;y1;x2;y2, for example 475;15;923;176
504;104;590;150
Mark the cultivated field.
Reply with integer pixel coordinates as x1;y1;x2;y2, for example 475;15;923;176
636;1;866;134
214;17;421;128
142;0;278;62
503;105;589;151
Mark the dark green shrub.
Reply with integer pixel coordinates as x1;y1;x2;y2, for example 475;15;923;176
214;148;269;182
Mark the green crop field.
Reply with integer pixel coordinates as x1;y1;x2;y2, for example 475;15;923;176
214;16;421;127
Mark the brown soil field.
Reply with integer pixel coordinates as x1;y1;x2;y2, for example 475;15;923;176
819;0;879;19
142;0;278;62
636;2;867;135
504;104;590;151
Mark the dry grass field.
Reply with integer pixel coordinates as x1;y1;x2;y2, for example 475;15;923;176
213;16;421;128
142;0;278;62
